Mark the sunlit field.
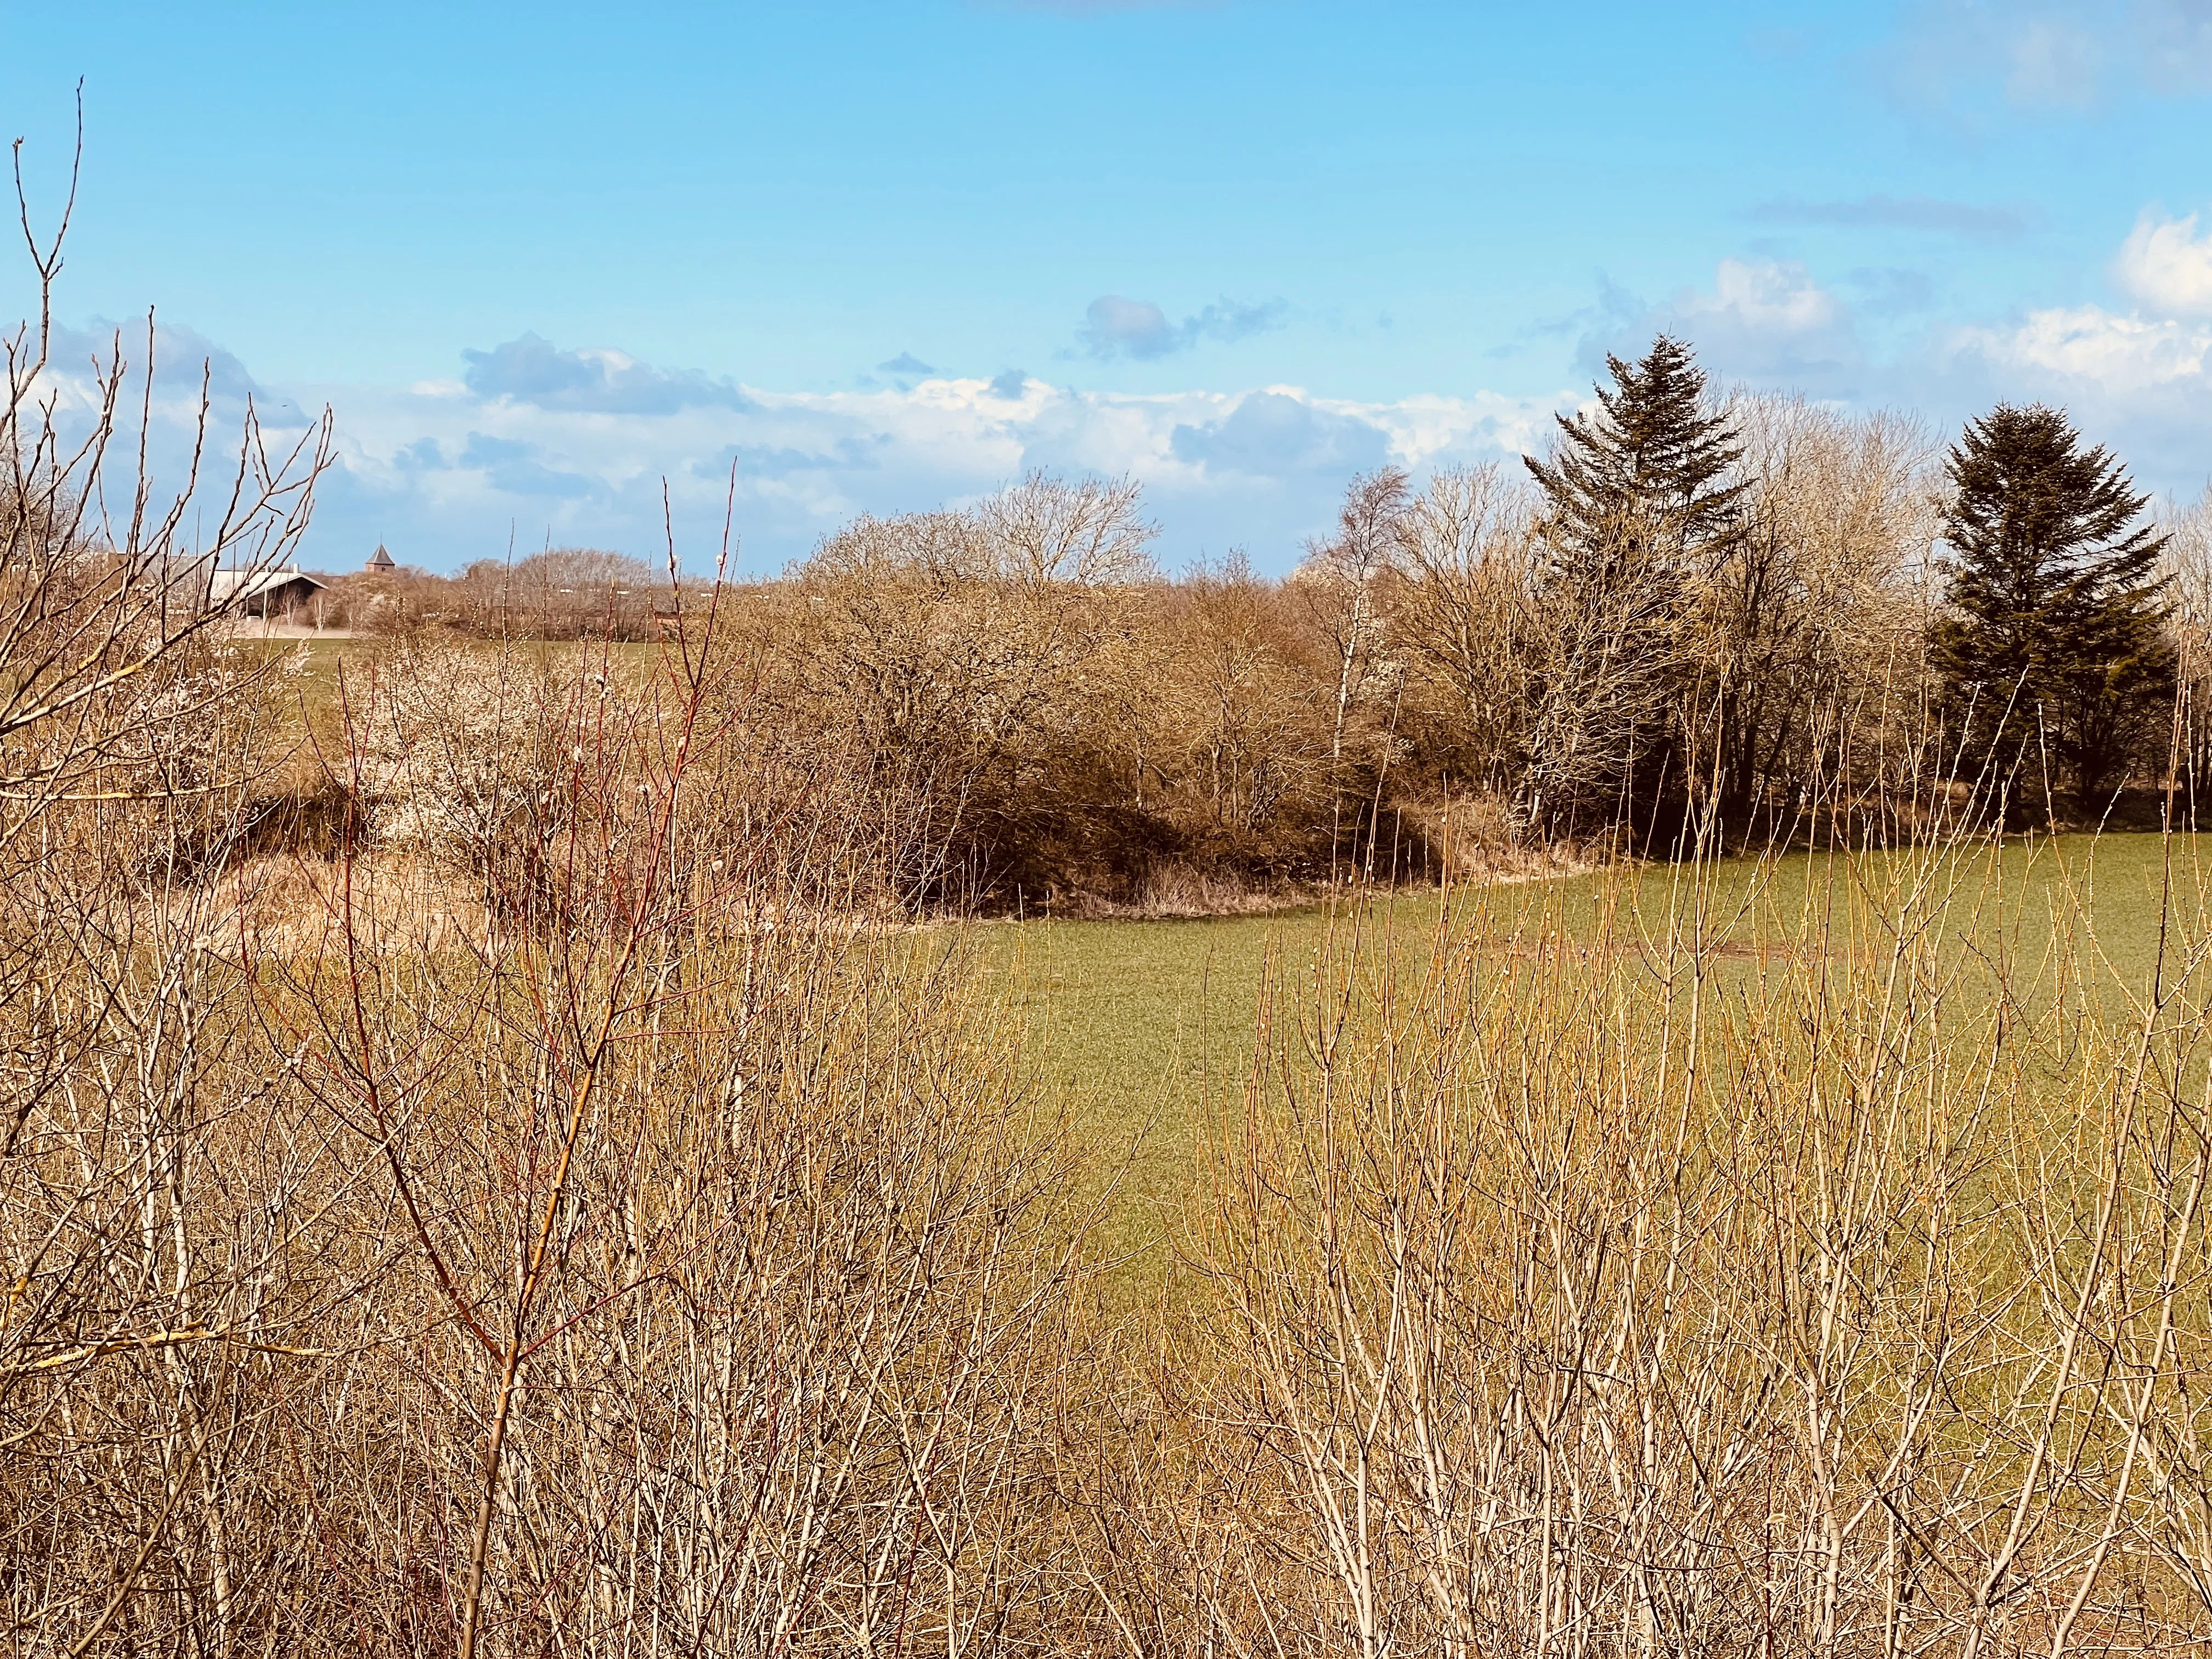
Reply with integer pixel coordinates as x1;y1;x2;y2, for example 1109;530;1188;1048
1001;830;2212;1267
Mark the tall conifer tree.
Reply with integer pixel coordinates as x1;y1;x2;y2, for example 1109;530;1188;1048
1519;335;1743;839
1931;403;2174;821
1526;336;1745;571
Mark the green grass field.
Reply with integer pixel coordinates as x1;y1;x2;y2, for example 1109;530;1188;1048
988;831;2212;1268
237;635;672;738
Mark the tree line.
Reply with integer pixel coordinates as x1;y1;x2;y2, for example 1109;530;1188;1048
309;546;670;639
296;336;2202;915
634;336;2193;912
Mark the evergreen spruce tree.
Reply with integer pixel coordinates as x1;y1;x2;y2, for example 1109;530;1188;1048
1519;335;1743;841
1931;403;2175;823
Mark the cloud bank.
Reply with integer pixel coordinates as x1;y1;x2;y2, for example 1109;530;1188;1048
2117;211;2212;317
150;345;1554;574
19;317;1551;575
35;205;2212;581
458;333;751;414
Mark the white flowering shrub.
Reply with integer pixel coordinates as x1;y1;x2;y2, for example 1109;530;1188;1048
348;641;570;899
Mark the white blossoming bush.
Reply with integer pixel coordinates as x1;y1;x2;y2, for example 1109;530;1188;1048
347;640;572;909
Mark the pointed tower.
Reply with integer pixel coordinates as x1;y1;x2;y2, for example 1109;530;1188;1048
365;544;397;574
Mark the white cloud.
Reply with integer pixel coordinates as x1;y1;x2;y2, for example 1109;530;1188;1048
234;345;1566;572
1582;258;1862;393
1956;303;2212;391
1681;258;1846;335
1936;296;2212;491
461;333;751;414
2117;211;2212;317
1951;207;2212;396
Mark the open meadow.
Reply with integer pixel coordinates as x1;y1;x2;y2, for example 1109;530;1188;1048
1001;831;2212;1268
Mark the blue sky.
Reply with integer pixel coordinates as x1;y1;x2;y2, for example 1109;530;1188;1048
3;0;2210;573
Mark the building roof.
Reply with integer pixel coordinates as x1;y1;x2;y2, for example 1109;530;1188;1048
208;567;329;606
366;544;397;571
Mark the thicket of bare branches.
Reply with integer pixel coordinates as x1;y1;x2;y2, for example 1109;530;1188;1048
667;393;2122;910
2;294;1096;1649
2163;489;2212;821
18;144;2212;1659
271;368;2194;917
268;382;1980;917
689;420;1944;911
1060;850;2212;1657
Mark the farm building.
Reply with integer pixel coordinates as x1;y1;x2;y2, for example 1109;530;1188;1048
208;566;329;621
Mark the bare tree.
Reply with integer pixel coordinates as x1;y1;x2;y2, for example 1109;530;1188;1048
777;471;1158;906
1385;464;1540;800
1;121;335;1656
1298;466;1409;879
2161;488;2212;825
1675;398;1937;845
